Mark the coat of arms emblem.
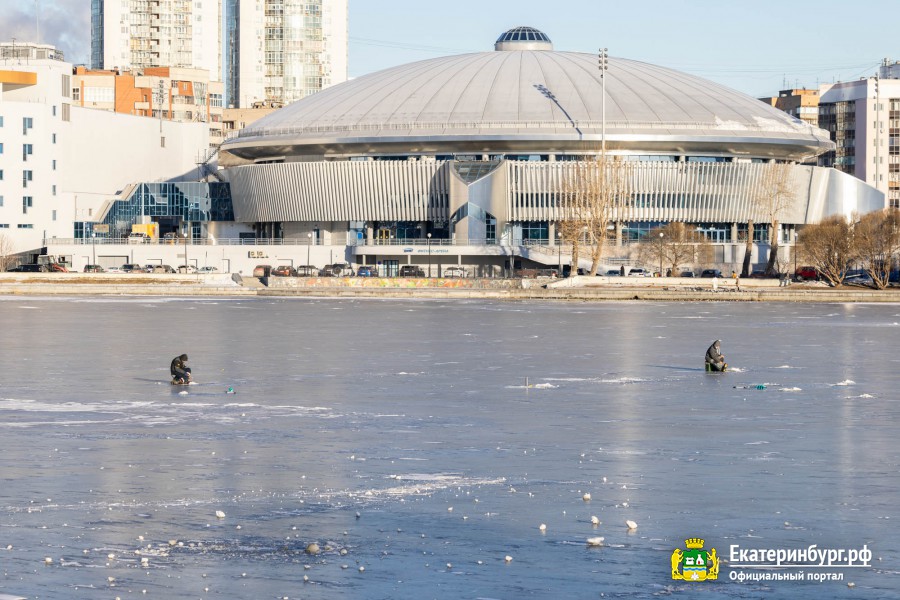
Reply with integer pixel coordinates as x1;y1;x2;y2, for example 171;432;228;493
671;538;719;581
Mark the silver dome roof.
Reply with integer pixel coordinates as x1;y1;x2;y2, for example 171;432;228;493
221;46;833;164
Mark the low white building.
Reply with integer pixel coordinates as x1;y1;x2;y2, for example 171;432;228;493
0;42;209;255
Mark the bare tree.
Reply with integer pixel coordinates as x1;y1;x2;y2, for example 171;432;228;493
559;155;630;276
558;164;591;277
854;208;900;289
754;162;798;276
638;223;712;275
0;233;15;272
797;215;855;286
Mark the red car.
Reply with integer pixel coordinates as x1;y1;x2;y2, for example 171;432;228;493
794;266;819;281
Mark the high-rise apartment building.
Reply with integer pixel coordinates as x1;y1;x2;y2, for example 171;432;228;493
818;71;899;209
91;0;348;111
225;0;348;108
90;0;222;79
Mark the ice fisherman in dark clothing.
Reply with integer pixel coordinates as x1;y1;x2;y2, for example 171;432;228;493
705;340;727;372
171;353;192;384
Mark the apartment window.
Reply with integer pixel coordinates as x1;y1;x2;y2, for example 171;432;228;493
0;224;7;228
52;160;57;170
22;170;33;188
52;184;57;196
73;87;80;101
0;196;3;206
23;144;33;161
52;105;57;117
0;169;3;180
62;103;70;122
23;117;33;135
22;196;33;214
52;133;57;144
17;224;33;229
0;116;4;127
52;209;57;221
0;143;3;154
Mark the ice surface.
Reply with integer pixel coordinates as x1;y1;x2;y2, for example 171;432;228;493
0;297;896;598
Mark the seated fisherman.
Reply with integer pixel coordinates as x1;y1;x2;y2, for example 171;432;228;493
171;353;192;384
705;340;727;372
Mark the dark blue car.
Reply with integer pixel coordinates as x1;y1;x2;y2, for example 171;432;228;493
357;265;378;277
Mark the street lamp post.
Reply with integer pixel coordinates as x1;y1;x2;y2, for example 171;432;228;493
659;232;664;277
599;48;608;156
184;224;188;273
91;232;96;266
427;232;432;277
793;230;798;276
307;232;312;268
557;230;562;275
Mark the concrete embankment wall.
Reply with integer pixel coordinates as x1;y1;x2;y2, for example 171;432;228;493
2;273;900;302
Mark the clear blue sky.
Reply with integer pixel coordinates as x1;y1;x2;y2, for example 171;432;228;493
3;0;893;98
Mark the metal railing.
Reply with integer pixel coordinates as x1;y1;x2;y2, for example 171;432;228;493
227;117;822;141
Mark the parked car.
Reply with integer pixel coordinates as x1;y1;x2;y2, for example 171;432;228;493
330;263;355;276
628;268;649;277
7;264;48;272
444;266;467;278
128;232;150;244
178;264;198;274
356;265;378;277
121;264;144;273
561;266;587;277
149;265;176;274
295;265;318;277
794;265;820;282
198;266;218;273
605;269;621;277
83;264;105;273
252;264;272;277
271;265;297;277
700;269;723;278
399;265;425;277
680;271;696;278
105;266;122;273
318;264;337;277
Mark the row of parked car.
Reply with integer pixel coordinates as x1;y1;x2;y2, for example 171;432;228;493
254;263;470;278
83;264;218;274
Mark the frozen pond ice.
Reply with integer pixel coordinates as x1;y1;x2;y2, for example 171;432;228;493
0;297;897;598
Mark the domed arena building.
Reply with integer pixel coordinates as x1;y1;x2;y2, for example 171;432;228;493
218;27;882;276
